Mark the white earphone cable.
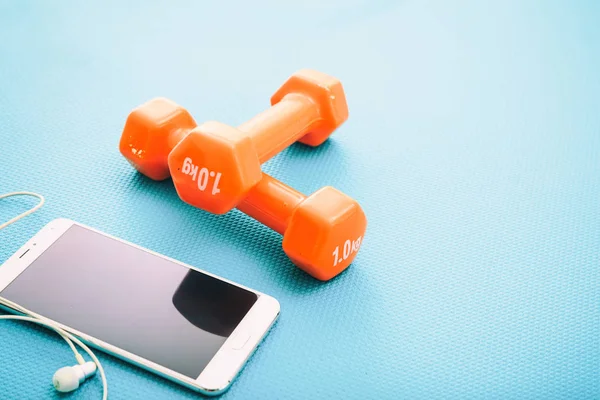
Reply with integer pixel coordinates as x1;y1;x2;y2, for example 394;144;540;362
0;192;45;230
0;313;80;357
0;298;108;400
0;192;107;399
0;315;108;399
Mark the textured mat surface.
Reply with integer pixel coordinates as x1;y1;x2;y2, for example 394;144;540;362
1;1;599;399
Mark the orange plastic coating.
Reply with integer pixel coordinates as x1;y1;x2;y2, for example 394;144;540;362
119;98;198;181
237;174;305;235
238;94;320;163
237;173;367;281
167;128;194;154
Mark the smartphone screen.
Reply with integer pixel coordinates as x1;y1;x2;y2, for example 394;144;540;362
0;224;258;379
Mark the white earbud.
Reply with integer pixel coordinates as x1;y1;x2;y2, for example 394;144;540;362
52;361;97;393
0;306;107;399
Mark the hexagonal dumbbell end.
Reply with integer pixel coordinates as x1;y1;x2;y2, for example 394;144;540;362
282;187;367;280
271;69;349;147
167;121;263;214
119;98;197;180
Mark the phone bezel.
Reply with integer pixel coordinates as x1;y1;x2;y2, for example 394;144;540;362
0;218;280;395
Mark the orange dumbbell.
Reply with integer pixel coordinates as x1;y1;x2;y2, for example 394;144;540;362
167;69;348;214
119;95;365;279
238;174;366;281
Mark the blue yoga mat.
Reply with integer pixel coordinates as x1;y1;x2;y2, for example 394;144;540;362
1;1;598;399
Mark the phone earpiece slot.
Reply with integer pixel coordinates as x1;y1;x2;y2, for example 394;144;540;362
19;249;30;259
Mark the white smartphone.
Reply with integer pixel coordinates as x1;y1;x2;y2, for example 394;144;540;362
0;218;280;395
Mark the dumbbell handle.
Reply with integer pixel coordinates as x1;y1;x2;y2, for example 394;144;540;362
164;94;318;166
237;174;304;235
238;94;320;163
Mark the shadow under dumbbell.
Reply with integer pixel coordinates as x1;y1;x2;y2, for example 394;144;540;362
125;172;326;293
264;140;351;189
289;138;342;158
